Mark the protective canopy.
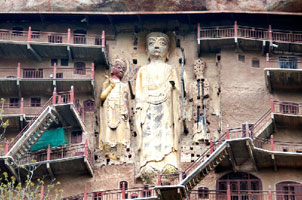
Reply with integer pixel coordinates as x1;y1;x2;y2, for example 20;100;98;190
30;128;68;151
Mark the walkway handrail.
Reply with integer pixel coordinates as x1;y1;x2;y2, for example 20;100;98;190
0;28;106;47
250;109;272;137
7;88;85;153
8;97;53;150
198;23;302;44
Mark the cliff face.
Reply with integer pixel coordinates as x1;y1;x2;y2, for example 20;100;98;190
1;0;302;12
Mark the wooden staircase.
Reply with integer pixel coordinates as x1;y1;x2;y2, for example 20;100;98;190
155;139;230;200
7;102;59;161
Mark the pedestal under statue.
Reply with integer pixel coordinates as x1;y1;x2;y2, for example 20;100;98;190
100;58;130;160
135;32;181;184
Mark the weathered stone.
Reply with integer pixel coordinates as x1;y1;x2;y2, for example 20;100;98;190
135;32;181;184
100;58;131;160
1;0;302;12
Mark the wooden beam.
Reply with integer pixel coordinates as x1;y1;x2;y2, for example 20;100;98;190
106;15;116;36
226;143;238;172
271;154;277;172
46;162;55;181
52;108;68;128
67;46;73;61
27;43;42;61
246;140;258;171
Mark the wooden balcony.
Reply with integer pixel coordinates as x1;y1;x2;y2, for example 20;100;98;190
265;56;302;92
0;28;108;64
271;100;302;128
197;22;302;53
3;88;89;179
0;63;95;96
63;186;157;200
17;142;94;179
1;88;85;135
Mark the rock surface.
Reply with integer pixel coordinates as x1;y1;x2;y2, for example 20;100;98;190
0;0;301;12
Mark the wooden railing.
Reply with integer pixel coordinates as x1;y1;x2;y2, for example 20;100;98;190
0;28;106;47
8;97;53;150
273;100;302;116
198;22;302;44
63;186;156;200
7;87;85;151
266;58;302;69
250;109;272;137
0;62;95;80
188;189;302;200
18;141;94;168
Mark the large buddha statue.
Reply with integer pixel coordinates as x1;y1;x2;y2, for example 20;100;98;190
135;32;181;184
100;58;130;160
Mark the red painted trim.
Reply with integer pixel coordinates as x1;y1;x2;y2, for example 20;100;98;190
266;53;270;68
210;139;214;154
268;185;272;200
197;23;200;40
52;87;57;105
122;182;126;199
270;96;274;113
47;144;51;160
5;140;9;154
91;62;95;80
17;62;21;78
67;28;71;44
270;135;274;151
27;26;32;42
234;21;238;37
245;122;249;138
40;185;44;200
226;128;230;139
53;62;56;79
70;86;74;103
227;183;231;200
84;139;88;156
269;25;272;41
157;171;161;186
84;187;87;200
102;30;105;47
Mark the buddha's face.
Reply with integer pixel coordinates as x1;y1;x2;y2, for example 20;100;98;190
147;36;169;61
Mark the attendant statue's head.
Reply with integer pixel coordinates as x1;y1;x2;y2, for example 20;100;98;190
110;58;127;80
193;58;206;80
146;32;170;62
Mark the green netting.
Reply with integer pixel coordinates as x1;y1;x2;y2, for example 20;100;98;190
30;128;68;152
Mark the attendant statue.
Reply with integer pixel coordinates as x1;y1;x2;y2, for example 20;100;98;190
135;32;181;184
100;58;130;160
189;59;209;142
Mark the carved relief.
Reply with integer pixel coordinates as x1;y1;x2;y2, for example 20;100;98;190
189;59;209;143
99;58;131;160
135;32;181;184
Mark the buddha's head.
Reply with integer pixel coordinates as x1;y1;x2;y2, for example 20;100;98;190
110;58;127;80
146;32;170;62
